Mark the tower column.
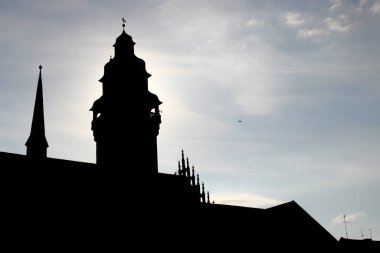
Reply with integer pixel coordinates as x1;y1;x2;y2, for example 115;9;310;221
90;23;162;174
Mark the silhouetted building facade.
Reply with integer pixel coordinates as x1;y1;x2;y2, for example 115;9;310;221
1;23;378;252
339;237;380;250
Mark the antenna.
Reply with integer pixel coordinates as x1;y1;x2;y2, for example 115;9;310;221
343;214;350;239
361;228;365;239
369;228;372;240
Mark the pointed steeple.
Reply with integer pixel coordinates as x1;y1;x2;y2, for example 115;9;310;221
201;182;206;203
196;174;201;196
191;166;195;186
186;157;191;178
25;65;49;158
181;150;186;174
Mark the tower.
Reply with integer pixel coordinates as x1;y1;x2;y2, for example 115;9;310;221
25;65;49;158
90;22;162;174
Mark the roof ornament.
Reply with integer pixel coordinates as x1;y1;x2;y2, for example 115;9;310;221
122;17;126;31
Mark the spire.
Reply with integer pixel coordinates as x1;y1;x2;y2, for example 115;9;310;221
186;157;191;178
191;166;196;186
25;65;49;158
178;161;181;176
196;174;201;196
201;182;206;203
181;150;186;175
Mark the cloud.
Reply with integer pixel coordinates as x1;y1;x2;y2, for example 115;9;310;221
297;28;329;38
331;212;366;226
325;15;353;32
283;9;353;40
285;3;357;40
212;192;284;208
234;88;279;115
370;0;380;14
330;0;343;11
157;0;232;42
246;18;265;27
285;12;310;27
308;162;380;190
356;0;368;14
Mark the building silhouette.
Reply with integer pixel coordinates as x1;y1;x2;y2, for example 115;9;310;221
1;23;378;251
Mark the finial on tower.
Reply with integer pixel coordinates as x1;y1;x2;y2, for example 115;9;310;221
39;65;42;70
122;17;126;31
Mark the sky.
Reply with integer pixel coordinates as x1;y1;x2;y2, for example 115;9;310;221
0;0;379;241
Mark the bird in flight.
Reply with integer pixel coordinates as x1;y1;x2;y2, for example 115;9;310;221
238;120;242;123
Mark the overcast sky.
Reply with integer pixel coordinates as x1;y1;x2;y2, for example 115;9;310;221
0;0;379;240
